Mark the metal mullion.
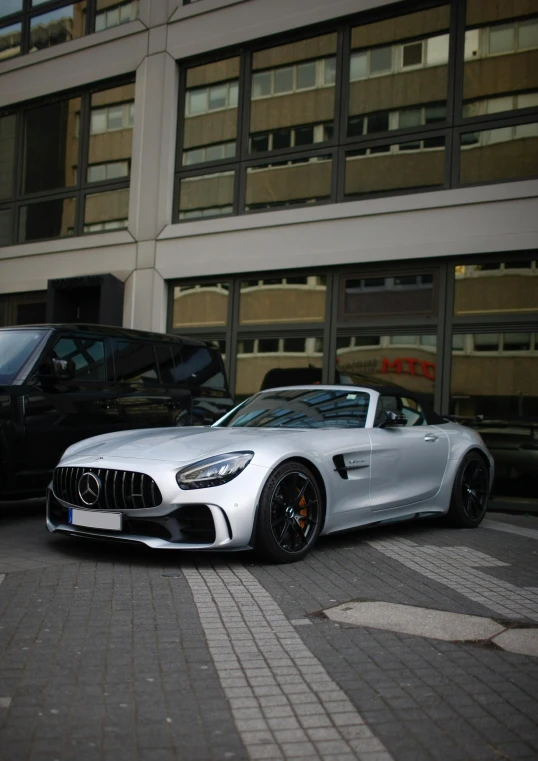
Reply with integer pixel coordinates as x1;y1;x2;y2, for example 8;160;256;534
445;0;461;128
453;314;538;330
75;90;90;235
227;278;241;398
243;143;336;171
86;0;96;34
238;49;251;163
174;61;188;175
237;324;325;337
458;111;538;134
176;160;238;180
325;271;339;384
435;261;450;414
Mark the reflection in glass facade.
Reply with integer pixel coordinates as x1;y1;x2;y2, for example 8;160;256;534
88;83;134;183
171;282;229;329
345;138;445;197
236;336;324;400
18;197;76;242
450;332;538;501
23;97;81;194
250;34;337;155
29;2;87;52
342;273;436;318
179;171;235;220
0;21;21;59
348;6;450;137
459;122;538;185
182;57;239;167
95;0;139;31
239;276;326;324
83;188;129;232
246;155;332;210
454;261;538;315
0;114;16;201
336;334;437;400
463;1;538;120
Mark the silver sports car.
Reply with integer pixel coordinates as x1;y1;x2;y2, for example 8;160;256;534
46;385;494;563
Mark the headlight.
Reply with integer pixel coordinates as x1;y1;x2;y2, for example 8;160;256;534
176;451;254;490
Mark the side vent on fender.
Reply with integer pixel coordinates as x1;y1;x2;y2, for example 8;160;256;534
333;455;348;480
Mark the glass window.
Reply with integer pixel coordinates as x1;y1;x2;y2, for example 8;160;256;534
336;333;437;399
29;3;87;52
0;21;21;59
463;2;538;118
88;84;134;182
173;344;226;389
459;123;538;185
454;262;538;316
245;155;332;210
503;332;531;351
95;0;139;31
235;337;324;400
218;387;368;429
341;274;437;318
171;282;229;329
0;209;11;247
23;97;81;194
0;1;22;19
179;170;234;220
0;114;16;201
53;336;106;381
348;6;450;137
112;340;159;383
154;343;176;384
84;188;129;232
182;57;239;167
0;329;46;384
18;197;76;242
345;138;446;197
473;333;499;351
450;331;538;501
250;34;337;155
239;275;326;325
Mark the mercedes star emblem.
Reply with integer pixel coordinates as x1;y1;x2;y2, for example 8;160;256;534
78;472;101;506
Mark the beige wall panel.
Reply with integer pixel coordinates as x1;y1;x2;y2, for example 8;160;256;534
240;289;326;324
253;34;337;70
89;131;133;163
250;89;334;132
85;188;130;223
246;162;332;204
452;355;538;397
351;5;450;48
460;137;538;185
181;173;234;209
345;151;445;194
183;111;237;149
173;291;228;327
464;51;538;100
455;274;538;315
466;0;538;26
349;68;448;114
186;58;240;88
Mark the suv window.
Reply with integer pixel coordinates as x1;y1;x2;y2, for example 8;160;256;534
174;345;226;389
53;336;106;381
154;344;176;385
112;340;159;384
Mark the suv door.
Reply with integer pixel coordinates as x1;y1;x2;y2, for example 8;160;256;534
368;393;449;511
21;332;118;486
111;338;190;429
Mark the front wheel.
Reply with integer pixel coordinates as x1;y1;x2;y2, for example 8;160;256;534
447;451;490;528
255;461;323;563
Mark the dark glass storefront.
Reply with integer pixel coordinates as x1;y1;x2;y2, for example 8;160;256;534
168;253;538;506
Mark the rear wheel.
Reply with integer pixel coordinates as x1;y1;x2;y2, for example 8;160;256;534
447;451;489;528
255;461;323;563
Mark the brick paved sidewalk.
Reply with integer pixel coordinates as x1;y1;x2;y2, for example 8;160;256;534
0;504;537;761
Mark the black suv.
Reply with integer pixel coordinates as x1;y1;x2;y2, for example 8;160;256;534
0;324;234;500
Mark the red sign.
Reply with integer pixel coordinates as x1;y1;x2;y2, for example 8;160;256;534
381;357;436;381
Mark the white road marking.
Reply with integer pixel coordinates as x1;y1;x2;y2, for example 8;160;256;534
482;519;538;541
184;564;393;761
368;538;538;622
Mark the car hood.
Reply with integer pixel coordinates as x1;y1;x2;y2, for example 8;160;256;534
61;426;302;466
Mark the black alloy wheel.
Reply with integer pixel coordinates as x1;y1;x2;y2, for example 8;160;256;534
256;461;323;563
448;451;490;528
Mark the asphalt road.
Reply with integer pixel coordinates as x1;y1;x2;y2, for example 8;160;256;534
0;501;537;761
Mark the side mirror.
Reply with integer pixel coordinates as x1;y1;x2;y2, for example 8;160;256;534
52;358;75;380
380;409;407;428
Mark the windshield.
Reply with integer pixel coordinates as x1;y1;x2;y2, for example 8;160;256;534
0;329;47;384
216;388;371;429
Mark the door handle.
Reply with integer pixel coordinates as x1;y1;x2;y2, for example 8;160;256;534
424;434;438;442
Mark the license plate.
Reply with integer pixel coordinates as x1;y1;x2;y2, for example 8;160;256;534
69;508;122;531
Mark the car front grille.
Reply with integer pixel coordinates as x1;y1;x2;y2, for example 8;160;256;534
53;467;162;509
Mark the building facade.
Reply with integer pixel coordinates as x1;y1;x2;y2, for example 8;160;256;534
1;0;538;504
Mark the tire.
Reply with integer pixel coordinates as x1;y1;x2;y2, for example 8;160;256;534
255;461;323;563
447;451;490;528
